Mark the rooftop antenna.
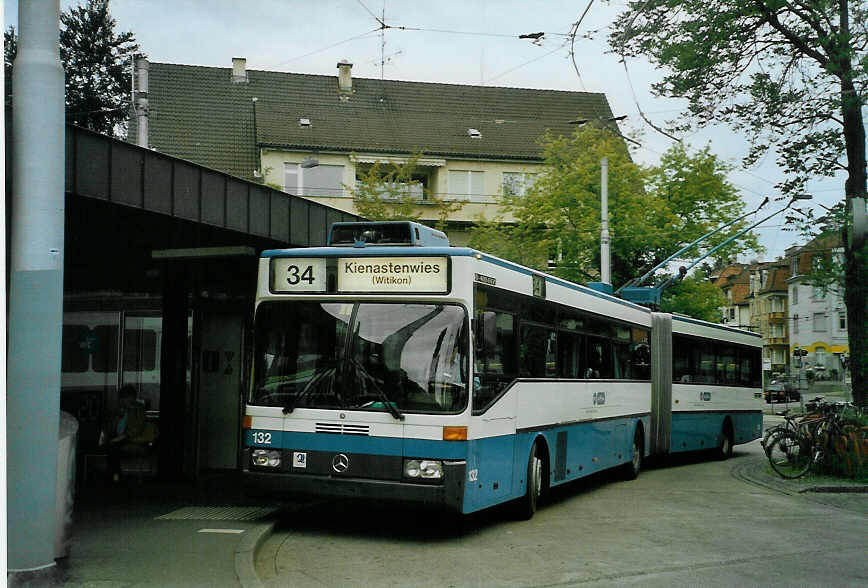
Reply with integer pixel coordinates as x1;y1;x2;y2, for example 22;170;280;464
379;4;386;79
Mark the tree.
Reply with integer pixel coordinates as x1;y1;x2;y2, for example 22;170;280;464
5;0;140;137
4;26;16;110
348;153;465;229
468;125;760;289
660;271;728;323
610;0;868;406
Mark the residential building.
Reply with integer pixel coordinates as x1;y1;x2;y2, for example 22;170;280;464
129;57;619;245
712;263;753;330
747;261;791;375
785;235;849;381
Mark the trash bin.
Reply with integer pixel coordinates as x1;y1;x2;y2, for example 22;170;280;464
55;411;78;559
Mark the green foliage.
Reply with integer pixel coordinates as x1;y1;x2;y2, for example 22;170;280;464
5;1;141;137
467;125;761;288
610;0;868;407
4;27;16;110
348;152;465;229
609;0;867;197
660;271;728;323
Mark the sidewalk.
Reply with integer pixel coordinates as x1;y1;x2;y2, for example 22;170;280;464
43;472;279;588
732;415;868;516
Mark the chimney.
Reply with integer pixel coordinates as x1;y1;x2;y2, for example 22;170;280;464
134;56;149;148
232;57;248;83
337;59;353;93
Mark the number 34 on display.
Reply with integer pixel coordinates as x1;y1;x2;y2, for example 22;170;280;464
270;258;326;293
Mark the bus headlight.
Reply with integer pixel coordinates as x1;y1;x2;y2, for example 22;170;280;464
252;449;281;468
404;459;443;479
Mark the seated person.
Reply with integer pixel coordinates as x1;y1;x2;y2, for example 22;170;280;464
102;385;156;482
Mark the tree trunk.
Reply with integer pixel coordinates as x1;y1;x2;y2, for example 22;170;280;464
840;72;867;408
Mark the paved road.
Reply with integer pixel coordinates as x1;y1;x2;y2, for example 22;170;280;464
256;437;868;587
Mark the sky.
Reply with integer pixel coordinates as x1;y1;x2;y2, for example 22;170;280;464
4;0;848;261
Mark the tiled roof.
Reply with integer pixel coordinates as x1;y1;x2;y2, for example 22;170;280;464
712;263;746;287
759;265;791;293
730;282;750;305
132;62;616;181
793;232;843;275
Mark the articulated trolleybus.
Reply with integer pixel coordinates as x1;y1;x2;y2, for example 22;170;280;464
243;221;763;518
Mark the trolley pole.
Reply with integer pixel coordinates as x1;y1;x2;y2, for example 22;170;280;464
7;0;65;577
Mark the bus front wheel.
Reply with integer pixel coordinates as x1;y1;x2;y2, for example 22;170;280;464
622;427;643;480
516;442;543;520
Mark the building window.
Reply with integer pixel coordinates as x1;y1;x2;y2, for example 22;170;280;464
773;297;784;313
815;346;826;369
449;170;485;202
793;314;799;334
728;308;736;320
502;172;536;197
812;285;825;299
791;285;798;305
813;312;826;332
839;311;847;331
284;163;344;197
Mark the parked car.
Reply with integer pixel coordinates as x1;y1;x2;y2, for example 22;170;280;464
764;376;800;403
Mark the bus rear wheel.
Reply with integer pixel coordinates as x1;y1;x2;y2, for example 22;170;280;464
717;423;734;460
516;442;543;520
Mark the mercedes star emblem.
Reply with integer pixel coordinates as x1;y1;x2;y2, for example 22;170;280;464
331;453;350;473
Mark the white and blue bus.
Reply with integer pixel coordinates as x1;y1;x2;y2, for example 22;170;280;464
242;221;762;517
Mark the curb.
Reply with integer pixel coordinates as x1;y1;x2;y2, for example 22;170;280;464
235;520;276;588
799;485;868;494
732;457;868;496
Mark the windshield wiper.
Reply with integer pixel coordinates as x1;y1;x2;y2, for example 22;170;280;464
283;367;336;414
351;360;405;421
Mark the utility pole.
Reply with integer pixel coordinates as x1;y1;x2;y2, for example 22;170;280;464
600;157;611;286
8;0;65;579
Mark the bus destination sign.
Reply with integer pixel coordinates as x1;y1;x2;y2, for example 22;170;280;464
338;257;448;293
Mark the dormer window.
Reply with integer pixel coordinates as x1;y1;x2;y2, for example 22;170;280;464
298;118;312;127
467;128;482;139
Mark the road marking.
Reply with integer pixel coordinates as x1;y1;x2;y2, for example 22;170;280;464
198;528;246;534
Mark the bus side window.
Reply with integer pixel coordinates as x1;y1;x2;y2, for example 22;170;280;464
586;337;613;379
473;310;516;410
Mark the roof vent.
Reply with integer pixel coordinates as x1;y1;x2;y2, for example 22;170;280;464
231;57;248;83
468;128;482;139
298;118;311;127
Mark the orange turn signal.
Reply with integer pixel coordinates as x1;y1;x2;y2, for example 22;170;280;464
242;415;252;430
442;426;467;441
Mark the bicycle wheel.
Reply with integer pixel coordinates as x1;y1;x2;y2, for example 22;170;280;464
767;431;813;479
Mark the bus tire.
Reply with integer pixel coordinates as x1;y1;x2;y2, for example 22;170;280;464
623;427;643;480
516;441;543;520
717;421;734;460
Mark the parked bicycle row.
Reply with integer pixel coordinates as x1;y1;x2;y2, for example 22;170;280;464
762;397;868;480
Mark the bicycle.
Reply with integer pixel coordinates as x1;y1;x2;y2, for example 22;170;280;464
765;400;862;479
767;429;814;478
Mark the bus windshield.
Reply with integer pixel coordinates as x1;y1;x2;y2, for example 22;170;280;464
251;301;468;414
